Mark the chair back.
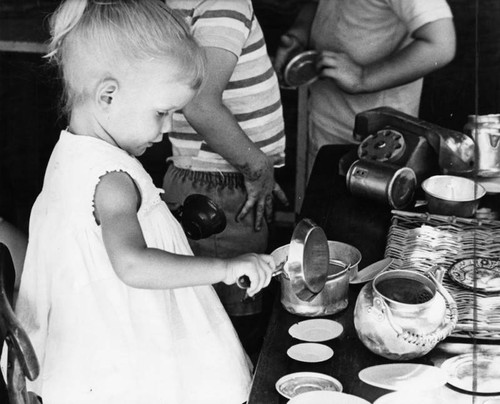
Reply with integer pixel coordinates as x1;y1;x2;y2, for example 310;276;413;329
0;227;40;404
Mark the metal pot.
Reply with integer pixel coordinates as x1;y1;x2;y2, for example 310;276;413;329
421;175;486;217
273;244;349;317
238;218;329;302
327;241;361;282
274;240;359;317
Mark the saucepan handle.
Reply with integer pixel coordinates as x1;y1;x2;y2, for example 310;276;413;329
237;262;286;289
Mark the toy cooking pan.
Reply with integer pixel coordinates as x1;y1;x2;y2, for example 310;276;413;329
283;50;320;88
237;218;329;302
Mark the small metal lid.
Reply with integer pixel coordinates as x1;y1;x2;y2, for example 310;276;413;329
287;218;329;300
283;50;320;88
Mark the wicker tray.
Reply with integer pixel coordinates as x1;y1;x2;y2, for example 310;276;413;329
385;210;500;340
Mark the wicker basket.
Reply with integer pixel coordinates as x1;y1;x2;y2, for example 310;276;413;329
385;210;500;340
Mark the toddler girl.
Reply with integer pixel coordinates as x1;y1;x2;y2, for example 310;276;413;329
15;1;274;403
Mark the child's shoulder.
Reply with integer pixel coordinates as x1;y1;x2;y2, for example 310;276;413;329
43;131;158;215
58;131;136;168
51;131;148;189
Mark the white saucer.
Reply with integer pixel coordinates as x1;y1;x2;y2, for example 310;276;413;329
374;390;446;404
477;177;500;194
359;363;448;391
275;372;342;399
287;343;334;363
288;391;370;404
441;353;500;394
288;319;343;342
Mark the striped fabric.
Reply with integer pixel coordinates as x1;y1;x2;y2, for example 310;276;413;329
166;0;286;172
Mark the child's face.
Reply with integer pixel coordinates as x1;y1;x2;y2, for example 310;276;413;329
105;59;196;156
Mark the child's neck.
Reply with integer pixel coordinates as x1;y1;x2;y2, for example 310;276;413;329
68;108;119;149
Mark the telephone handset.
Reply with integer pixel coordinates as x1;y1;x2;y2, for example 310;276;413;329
352;107;475;182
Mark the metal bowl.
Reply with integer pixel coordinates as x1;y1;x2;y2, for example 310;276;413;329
421;175;486;217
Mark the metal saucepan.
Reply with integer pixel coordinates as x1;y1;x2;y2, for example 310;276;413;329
237;218;329;302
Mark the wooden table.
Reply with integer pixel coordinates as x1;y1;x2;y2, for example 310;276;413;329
248;145;500;403
248;294;500;403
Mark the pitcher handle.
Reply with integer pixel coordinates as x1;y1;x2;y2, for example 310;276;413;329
377;268;458;346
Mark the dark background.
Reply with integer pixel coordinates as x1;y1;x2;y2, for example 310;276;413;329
1;0;500;399
1;0;500;236
0;0;304;236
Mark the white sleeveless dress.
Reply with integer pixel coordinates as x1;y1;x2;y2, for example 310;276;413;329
15;131;252;404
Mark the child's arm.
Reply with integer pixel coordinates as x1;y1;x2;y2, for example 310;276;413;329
273;1;318;80
181;47;280;232
94;172;274;296
317;18;456;94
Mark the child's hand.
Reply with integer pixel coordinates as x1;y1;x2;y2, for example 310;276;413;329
273;33;306;83
224;253;275;297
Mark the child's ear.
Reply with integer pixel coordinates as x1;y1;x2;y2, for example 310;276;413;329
96;79;118;109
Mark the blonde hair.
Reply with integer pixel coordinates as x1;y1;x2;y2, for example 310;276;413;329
46;0;205;117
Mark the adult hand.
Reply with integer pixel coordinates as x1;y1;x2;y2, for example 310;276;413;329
317;50;365;94
236;155;289;231
273;33;306;83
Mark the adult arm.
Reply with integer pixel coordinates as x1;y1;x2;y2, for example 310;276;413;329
181;46;286;231
318;18;456;94
94;171;273;295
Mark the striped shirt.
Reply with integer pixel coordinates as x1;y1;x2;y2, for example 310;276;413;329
166;0;286;172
